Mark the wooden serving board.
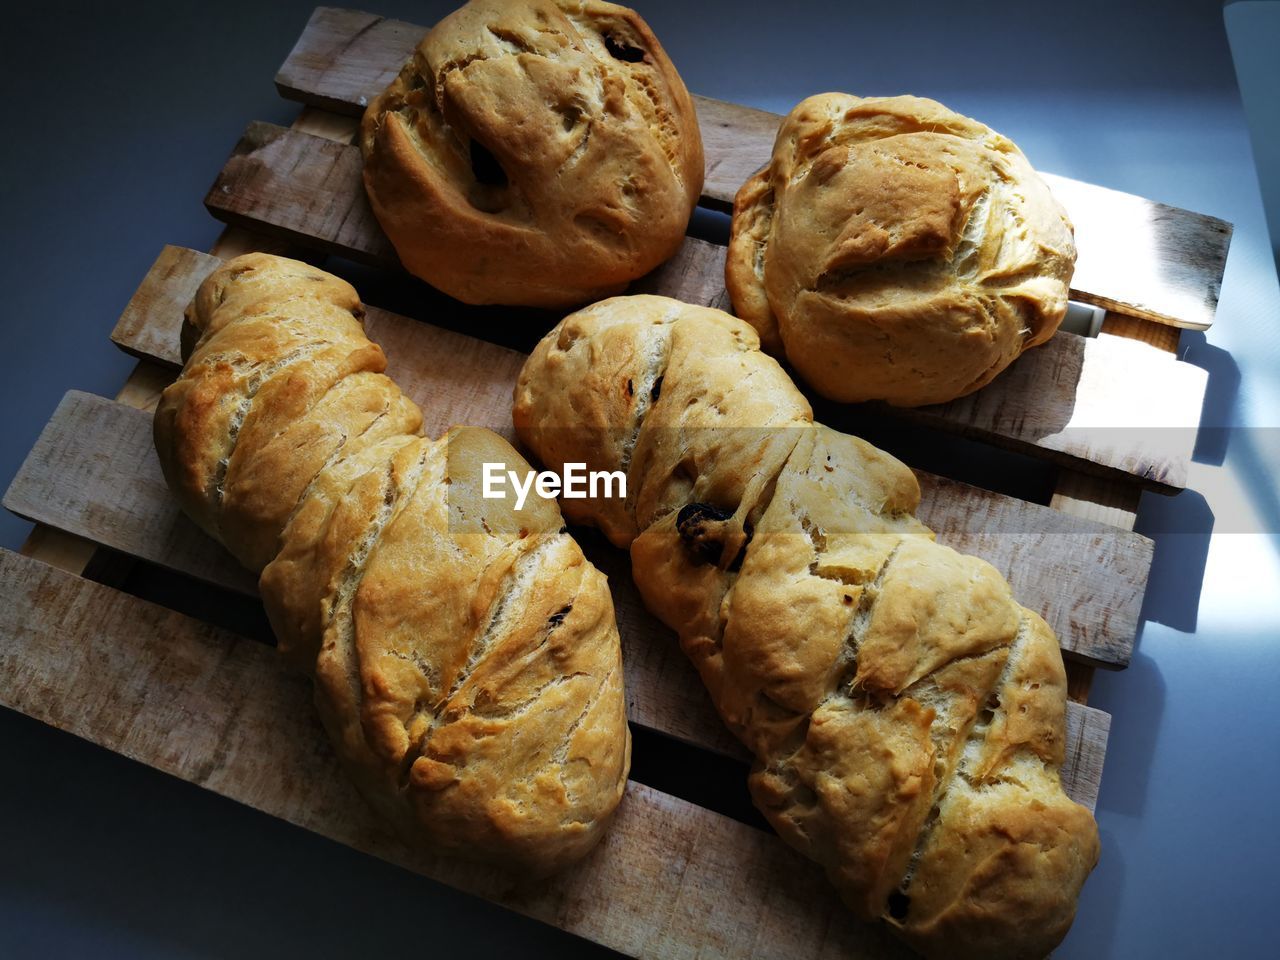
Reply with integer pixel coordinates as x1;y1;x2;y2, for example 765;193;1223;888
0;235;1111;955
0;5;1233;955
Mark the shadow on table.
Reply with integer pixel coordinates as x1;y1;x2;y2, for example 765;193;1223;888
1060;825;1126;959
0;709;621;960
1091;649;1167;821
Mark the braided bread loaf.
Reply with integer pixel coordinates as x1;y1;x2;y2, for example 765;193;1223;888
514;295;1098;956
154;253;629;873
360;0;703;308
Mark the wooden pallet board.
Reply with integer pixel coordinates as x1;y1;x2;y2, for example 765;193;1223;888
0;548;914;960
1;10;1221;952
201;121;1207;492
274;5;1230;332
104;245;1151;669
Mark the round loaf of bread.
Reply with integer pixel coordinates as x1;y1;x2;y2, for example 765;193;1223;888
360;0;703;308
726;94;1076;407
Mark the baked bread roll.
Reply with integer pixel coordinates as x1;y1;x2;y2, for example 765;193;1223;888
154;253;629;874
726;94;1076;407
514;295;1098;957
360;0;703;308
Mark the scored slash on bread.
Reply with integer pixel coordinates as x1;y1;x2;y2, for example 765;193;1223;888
153;252;630;874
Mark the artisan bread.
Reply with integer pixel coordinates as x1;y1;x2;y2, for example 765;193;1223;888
513;295;1098;957
154;253;629;873
360;0;703;308
726;94;1076;407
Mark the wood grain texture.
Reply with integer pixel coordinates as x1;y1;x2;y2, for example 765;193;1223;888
891;325;1205;491
105;247;1152;666
0;548;916;959
209;121;394;264
272;6;1229;331
1051;471;1144;531
5;393;259;597
112;246;220;365
203;123;1206;491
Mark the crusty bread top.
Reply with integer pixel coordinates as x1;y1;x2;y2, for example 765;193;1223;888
360;0;703;308
514;295;1099;957
726;94;1076;407
154;253;630;874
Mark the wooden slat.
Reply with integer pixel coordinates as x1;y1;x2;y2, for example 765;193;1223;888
0;547;914;959
1053;464;1146;704
113;246;224;365
7;393;258;597
1039;173;1229;333
202;124;1205;491
106;245;1151;666
274;6;1229;331
211;120;394;264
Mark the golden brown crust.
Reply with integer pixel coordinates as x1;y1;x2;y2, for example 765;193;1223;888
155;253;629;874
514;295;1098;956
360;0;703;308
725;94;1076;407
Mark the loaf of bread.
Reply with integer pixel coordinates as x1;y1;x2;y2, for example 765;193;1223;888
154;253;629;874
360;0;703;308
726;94;1076;407
514;295;1098;957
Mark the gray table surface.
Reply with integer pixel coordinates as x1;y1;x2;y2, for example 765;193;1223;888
2;1;1277;957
